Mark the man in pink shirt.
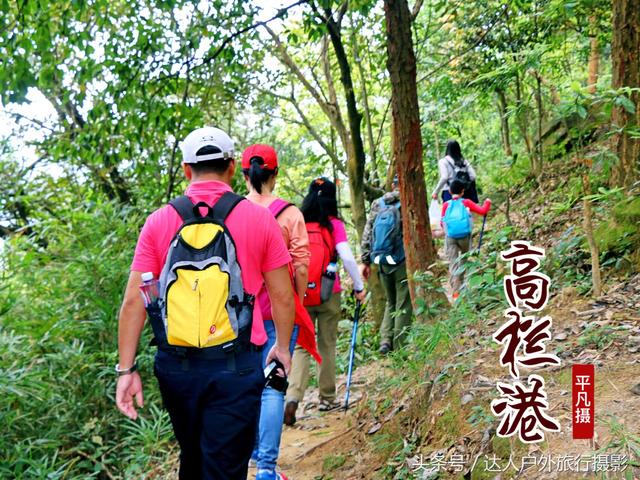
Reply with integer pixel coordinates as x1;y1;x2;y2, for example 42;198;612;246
115;126;294;479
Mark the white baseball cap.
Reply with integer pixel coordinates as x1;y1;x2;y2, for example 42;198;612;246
180;127;235;164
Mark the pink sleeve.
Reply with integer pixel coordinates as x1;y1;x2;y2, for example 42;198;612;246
330;218;348;245
261;210;293;273
131;212;162;275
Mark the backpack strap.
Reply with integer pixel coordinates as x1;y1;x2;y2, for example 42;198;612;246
268;198;294;219
169;195;197;221
212;191;245;221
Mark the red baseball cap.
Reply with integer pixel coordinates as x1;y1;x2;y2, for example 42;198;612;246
241;144;278;170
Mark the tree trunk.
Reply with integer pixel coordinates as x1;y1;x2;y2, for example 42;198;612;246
611;0;640;188
324;13;367;237
351;21;379;186
384;0;438;315
587;16;600;95
582;171;602;297
534;72;544;178
514;73;534;167
496;89;513;158
432;121;440;160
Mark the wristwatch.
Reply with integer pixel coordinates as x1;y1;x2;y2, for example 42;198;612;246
115;362;138;376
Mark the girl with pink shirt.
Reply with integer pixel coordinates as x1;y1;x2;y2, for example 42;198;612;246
285;177;366;422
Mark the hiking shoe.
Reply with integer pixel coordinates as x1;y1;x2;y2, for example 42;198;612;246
318;397;341;412
379;342;392;355
283;401;298;426
256;469;288;480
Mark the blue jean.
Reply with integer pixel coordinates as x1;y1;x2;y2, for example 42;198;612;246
253;320;299;471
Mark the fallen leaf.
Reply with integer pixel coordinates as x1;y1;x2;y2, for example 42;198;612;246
461;393;474;405
367;422;383;435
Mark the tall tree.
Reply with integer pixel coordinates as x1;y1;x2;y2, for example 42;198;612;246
264;1;372;237
384;0;437;311
611;0;640;188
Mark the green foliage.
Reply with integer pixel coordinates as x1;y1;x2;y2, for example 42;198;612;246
578;323;619;349
613;196;640;223
585;195;640;268
467;405;494;429
0;0;633;476
322;453;346;472
0;199;173;478
545;227;592;292
598;415;640;479
593;221;637;254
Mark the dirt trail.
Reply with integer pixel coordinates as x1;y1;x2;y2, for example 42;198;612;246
403;278;640;480
249;275;640;480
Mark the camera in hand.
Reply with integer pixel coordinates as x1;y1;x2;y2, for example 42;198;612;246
264;359;288;393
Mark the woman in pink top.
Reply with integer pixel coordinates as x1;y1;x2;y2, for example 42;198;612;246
285;177;366;421
242;144;311;480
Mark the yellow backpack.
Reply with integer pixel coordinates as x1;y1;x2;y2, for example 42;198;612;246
151;192;254;353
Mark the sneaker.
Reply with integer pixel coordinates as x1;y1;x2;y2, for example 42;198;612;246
256;469;289;480
452;291;460;301
378;342;392;355
283;401;298;426
318;397;342;412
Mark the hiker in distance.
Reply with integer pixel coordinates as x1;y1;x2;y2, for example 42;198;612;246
284;178;366;424
431;139;479;203
441;179;491;300
360;176;413;355
115;127;295;480
242;143;321;480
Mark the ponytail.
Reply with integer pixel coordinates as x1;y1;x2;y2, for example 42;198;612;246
243;157;276;194
445;140;464;167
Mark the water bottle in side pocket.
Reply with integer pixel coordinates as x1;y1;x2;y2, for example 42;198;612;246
139;272;159;307
320;262;337;303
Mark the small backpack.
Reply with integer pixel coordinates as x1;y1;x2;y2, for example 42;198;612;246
304;222;335;307
443;198;472;239
371;198;405;265
152;192;255;353
448;157;471;187
257;198;293;321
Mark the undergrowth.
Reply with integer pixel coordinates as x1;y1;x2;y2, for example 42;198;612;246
0;200;175;478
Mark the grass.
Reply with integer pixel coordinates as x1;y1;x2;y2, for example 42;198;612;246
0;201;177;479
322;453;346;472
597;416;640;480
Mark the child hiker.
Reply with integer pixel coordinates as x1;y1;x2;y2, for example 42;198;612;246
441;179;491;300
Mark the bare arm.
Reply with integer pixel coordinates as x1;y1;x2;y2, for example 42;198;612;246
264;265;295;372
116;271;146;420
293;264;308;300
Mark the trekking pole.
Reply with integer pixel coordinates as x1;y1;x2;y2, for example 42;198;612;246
344;300;362;411
477;213;488;251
